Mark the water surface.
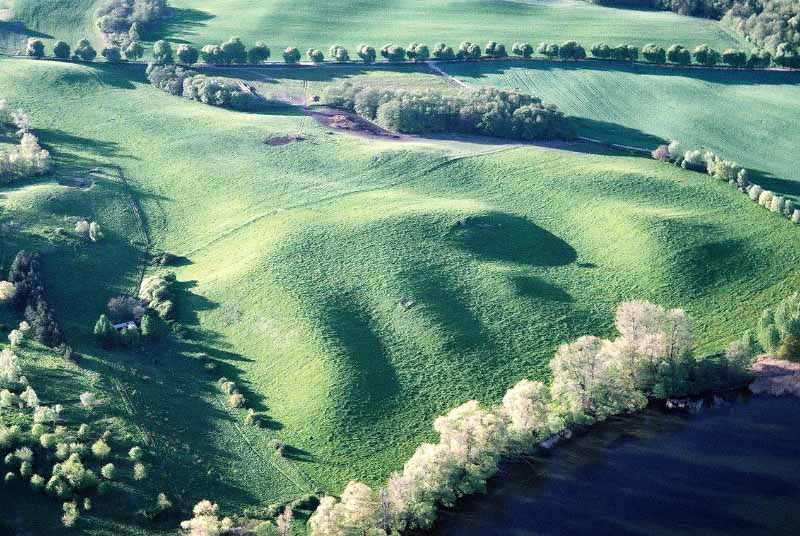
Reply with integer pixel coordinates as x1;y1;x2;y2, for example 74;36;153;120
434;394;800;536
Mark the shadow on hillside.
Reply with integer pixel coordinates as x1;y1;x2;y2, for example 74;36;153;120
38;128;129;159
0;20;52;39
445;58;800;87
314;293;401;414
512;275;574;303
150;7;215;43
748;168;800;201
213;63;434;84
574;117;665;149
449;212;577;266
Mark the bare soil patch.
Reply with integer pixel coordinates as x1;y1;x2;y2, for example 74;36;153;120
264;135;303;146
305;108;404;141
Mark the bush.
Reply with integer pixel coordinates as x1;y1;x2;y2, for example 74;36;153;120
91;439;111;459
152;40;173;64
26;39;45;59
559;41;586;60
282;47;301;64
53;41;70;59
667;44;692;65
407;43;430;61
357;44;376;63
432;43;455;60
201;44;224;64
133;462;147;480
693;44;720;66
125;41;144;60
307;48;324;63
74;39;97;62
642;43;666;63
591;42;611;58
485;41;507;58
380;44;406;62
248;42;271;64
101;463;116;480
221;37;248;64
329;45;349;62
102;45;124;63
457;41;480;59
511;42;533;58
537;42;559;59
176;44;199;65
325;83;575;141
721;48;747;67
228;392;246;408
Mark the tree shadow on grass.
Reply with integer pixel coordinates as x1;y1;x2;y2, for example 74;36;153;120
149;7;215;43
448;211;577;266
444;57;800;87
0;20;52;40
37;128;130;160
512;275;574;303
748;167;800;201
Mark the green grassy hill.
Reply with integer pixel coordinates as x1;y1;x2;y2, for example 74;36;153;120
440;60;800;199
2;57;799;533
1;0;103;53
2;0;747;55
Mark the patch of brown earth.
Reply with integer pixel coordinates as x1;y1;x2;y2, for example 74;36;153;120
750;357;800;397
264;135;303;146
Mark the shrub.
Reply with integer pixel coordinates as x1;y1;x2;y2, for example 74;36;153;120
357;44;376;63
221;37;248;64
407;43;430;61
94;314;117;348
693;44;719;66
248;42;271;64
642;43;666;63
485;41;507;58
0;281;15;304
721;48;747;67
456;41;480;59
537;42;559;59
381;44;406;62
329;45;349;62
432;43;455;60
176;44;200;65
91;439;111;459
559;41;586;60
307;48;324;63
201;44;224;64
53;41;71;59
125;41;144;60
282;47;301;64
62;500;79;527
511;42;533;58
591;42;611;58
152;40;173;64
228;392;246;408
26;38;45;59
74;40;97;62
102;45;124;63
101;463;116;480
20;461;32;478
133;462;147;480
30;474;45;491
667;44;691;65
129;446;143;461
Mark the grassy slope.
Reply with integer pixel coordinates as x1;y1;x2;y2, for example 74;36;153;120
1;0;104;52
2;0;745;55
159;0;745;52
442;60;800;199
2;59;800;531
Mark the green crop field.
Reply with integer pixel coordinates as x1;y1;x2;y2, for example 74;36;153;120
1;0;747;55
441;60;800;199
1;54;799;533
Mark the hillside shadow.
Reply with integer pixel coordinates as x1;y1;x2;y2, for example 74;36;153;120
512;275;574;303
38;128;128;159
446;58;800;87
150;8;215;43
0;20;52;39
748;168;800;201
574;117;665;149
315;294;400;414
448;212;576;266
211;63;433;84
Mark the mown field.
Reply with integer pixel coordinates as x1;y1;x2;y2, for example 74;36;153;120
1;0;747;56
442;60;800;199
2;56;800;533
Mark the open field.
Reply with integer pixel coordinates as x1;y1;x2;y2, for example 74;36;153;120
441;59;800;198
2;56;800;532
1;0;747;56
0;0;103;53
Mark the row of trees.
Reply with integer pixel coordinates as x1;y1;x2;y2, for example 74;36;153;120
758;293;800;361
652;140;800;224
94;0;168;50
306;300;757;535
325;83;576;141
25;37;145;63
145;64;268;112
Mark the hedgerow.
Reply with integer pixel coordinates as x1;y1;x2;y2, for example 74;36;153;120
325;83;576;140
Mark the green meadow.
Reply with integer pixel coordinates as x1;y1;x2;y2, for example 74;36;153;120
3;0;746;54
441;59;800;199
1;55;799;533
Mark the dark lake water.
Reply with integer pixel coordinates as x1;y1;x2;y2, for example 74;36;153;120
433;394;800;536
